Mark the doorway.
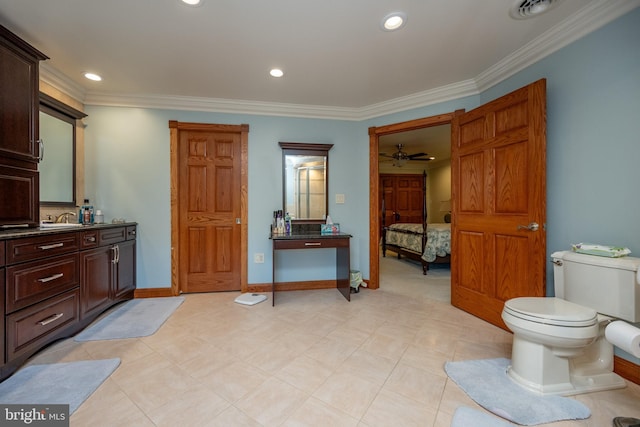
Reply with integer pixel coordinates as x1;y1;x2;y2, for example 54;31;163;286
368;112;460;290
169;121;249;295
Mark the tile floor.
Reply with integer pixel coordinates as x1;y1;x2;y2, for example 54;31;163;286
23;254;640;426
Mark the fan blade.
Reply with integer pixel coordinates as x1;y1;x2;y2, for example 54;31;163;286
407;152;427;159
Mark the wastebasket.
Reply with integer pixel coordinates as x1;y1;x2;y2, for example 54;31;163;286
350;270;363;293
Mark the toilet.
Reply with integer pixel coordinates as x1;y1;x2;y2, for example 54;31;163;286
502;250;640;396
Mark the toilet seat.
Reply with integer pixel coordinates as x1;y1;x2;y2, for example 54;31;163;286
504;297;598;327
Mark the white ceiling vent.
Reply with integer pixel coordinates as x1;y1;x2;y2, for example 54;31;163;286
510;0;560;19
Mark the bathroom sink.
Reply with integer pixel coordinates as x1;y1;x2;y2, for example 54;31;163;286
39;222;84;228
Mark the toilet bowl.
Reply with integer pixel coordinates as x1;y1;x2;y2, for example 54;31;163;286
502;297;608;395
501;251;640;396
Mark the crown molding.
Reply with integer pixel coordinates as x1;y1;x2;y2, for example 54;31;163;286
355;79;479;121
39;62;87;104
475;0;640;92
83;91;362;120
83;79;479;121
42;0;639;121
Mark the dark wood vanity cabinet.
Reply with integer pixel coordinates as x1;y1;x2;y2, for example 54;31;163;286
4;232;80;363
0;241;5;371
80;226;136;320
1;225;136;380
0;25;48;227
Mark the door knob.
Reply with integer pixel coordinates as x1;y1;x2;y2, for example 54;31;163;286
517;222;539;231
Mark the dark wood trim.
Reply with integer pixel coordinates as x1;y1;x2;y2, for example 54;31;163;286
248;280;338;293
169;121;249;295
369;112;462;289
614;355;640;385
134;288;174;298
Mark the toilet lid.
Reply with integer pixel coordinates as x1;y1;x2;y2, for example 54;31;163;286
504;297;598;327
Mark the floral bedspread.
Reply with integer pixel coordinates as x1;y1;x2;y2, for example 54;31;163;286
385;223;451;262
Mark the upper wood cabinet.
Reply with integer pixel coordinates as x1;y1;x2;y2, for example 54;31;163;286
0;25;48;227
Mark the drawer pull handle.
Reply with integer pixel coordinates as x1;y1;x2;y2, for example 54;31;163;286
37;313;64;326
38;273;64;283
305;242;322;246
85;236;96;242
38;242;64;250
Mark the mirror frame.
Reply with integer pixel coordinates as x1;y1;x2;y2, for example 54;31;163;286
39;92;86;207
279;142;333;224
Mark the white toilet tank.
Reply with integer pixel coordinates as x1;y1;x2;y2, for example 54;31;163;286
552;251;640;322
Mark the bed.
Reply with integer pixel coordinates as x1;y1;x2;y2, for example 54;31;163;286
382;222;451;274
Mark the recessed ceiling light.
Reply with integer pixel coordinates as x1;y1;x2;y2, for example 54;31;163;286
270;68;284;78
84;72;102;82
381;12;407;31
180;0;202;6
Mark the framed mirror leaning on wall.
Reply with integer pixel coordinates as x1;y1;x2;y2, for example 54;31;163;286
279;142;333;223
39;93;86;206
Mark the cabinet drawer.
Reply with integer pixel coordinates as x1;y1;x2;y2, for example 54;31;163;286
6;289;79;361
80;230;99;249
126;225;137;240
273;238;350;250
0;241;5;267
7;233;80;264
6;253;79;313
99;227;126;246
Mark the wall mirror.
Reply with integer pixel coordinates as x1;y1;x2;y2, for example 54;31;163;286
280;142;333;223
39;93;86;206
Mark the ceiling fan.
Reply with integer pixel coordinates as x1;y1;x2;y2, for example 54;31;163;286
379;144;435;167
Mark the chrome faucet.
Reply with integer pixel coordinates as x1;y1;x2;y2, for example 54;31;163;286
55;211;77;223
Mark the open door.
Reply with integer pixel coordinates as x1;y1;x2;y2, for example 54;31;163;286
451;79;547;329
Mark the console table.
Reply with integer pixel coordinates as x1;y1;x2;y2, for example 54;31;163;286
270;232;352;306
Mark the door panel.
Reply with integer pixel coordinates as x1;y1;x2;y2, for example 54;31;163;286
451;79;547;329
177;125;244;293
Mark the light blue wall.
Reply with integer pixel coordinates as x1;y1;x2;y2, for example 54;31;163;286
479;8;640;363
84;7;639;362
481;10;640;291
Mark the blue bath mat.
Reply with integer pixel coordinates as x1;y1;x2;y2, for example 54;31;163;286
0;358;120;414
451;407;515;427
444;358;590;425
75;297;184;341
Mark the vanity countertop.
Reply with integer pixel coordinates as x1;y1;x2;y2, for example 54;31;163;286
270;232;351;240
0;222;137;240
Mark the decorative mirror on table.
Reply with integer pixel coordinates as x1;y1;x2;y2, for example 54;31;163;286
279;142;333;223
39;93;86;206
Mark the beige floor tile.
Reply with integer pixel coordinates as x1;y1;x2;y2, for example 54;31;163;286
358;333;410;361
282;397;359;427
383;362;447;410
145;384;230;426
207;405;263;427
201;360;270;403
361;388;437;427
235;377;309;426
304;336;360;366
10;259;640;427
71;378;154;426
313;372;380;419
276;355;334;394
336;349;397;386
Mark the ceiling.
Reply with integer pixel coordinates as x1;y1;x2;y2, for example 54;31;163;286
379;124;452;168
0;0;631;120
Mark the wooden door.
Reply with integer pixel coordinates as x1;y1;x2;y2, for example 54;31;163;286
171;122;248;293
380;173;425;227
451;79;547;329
